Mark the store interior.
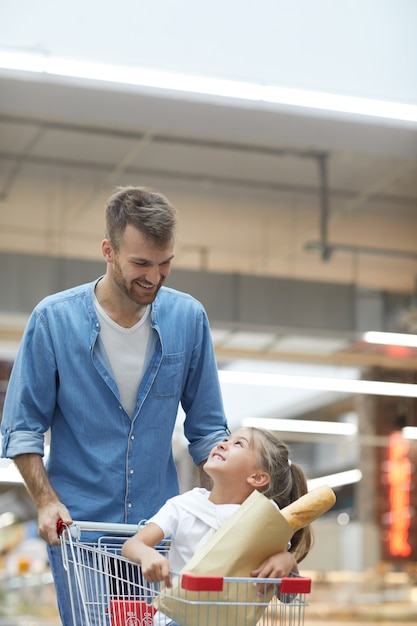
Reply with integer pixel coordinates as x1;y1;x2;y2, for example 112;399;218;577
1;2;417;624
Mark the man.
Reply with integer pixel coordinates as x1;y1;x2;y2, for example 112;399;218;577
1;185;230;624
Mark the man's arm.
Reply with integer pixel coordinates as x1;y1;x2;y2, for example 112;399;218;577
13;453;72;545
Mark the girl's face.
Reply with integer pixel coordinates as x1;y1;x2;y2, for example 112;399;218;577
204;428;261;482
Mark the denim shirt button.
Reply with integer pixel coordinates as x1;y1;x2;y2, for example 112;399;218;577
129;468;134;475
128;502;132;508
130;434;135;440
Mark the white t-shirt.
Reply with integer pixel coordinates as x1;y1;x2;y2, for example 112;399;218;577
149;489;281;626
94;297;152;417
148;487;240;573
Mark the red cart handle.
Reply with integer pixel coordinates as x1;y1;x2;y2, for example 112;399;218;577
180;573;312;594
56;518;66;536
280;576;312;594
181;573;224;592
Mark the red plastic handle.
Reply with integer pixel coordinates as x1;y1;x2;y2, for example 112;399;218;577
181;573;224;592
56;518;65;536
279;577;311;594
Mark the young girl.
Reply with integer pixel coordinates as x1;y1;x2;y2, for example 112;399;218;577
122;427;313;589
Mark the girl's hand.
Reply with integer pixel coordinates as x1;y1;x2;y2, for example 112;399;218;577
251;551;298;597
122;523;169;584
251;550;297;579
140;550;171;587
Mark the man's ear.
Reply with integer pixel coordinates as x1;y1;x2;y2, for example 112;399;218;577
102;239;114;262
247;471;270;489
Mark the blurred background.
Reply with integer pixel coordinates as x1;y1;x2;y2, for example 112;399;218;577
0;1;416;624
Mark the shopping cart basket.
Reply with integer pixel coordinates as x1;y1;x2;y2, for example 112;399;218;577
59;520;311;626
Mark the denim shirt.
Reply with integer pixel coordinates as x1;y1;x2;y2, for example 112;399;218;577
1;279;229;524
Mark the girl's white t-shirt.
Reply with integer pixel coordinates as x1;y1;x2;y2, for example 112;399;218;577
148;487;239;574
149;488;281;625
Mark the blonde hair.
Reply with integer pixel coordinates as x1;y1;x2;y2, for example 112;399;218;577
248;427;313;563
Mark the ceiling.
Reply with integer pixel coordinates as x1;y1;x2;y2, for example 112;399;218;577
0;70;416;355
1;67;416;440
0;2;417;508
1;1;416;295
0;72;417;289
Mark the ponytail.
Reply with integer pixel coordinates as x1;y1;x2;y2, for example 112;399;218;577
249;427;314;563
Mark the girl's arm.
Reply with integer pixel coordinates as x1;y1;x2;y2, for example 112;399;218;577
250;550;298;579
251;551;299;599
122;522;172;587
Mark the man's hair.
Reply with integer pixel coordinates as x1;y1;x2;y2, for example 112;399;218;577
105;185;177;250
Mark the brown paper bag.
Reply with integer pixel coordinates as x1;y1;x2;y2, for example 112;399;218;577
154;490;292;626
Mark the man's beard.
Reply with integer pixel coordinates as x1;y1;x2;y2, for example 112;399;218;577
112;260;163;306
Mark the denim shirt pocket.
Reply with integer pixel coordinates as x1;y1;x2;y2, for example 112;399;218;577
153;352;185;398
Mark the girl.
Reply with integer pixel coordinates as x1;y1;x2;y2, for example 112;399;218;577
122;427;313;587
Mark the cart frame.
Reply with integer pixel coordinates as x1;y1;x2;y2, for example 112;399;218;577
59;520;311;626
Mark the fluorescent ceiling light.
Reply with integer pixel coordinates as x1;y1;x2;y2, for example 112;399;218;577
218;369;417;398
242;417;357;436
0;341;20;359
217;331;277;351
271;335;350;356
0;443;50;484
0;512;16;528
1;50;417;123
308;469;362;490
363;331;417;349
0;461;22;483
403;427;417;440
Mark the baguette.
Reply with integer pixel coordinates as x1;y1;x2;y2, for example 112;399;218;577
280;485;336;532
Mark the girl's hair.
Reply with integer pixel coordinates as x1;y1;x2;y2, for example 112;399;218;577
105;185;177;251
248;427;313;563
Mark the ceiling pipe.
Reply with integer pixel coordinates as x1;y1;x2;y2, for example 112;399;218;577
306;241;417;261
308;154;417;263
317;153;331;261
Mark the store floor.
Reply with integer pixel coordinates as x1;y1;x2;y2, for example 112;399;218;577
0;618;415;626
305;619;415;624
306;602;417;624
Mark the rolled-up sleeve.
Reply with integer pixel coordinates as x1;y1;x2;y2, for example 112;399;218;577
1;307;56;460
181;305;229;465
2;430;45;458
182;307;229;465
188;429;228;466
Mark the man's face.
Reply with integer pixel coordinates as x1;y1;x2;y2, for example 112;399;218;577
105;224;175;306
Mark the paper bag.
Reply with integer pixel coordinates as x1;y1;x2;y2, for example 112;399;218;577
154;490;292;626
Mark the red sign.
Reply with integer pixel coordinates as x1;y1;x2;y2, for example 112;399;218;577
386;432;411;558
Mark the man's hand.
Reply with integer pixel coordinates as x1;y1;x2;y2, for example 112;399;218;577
13;453;72;545
38;501;73;546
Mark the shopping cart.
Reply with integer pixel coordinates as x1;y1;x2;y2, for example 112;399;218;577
59;520;311;626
